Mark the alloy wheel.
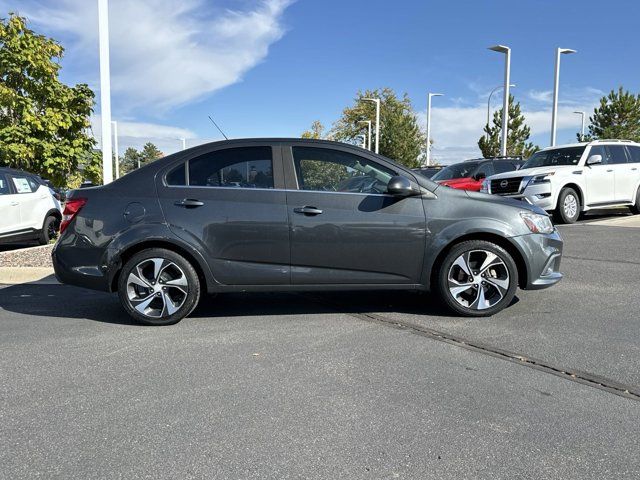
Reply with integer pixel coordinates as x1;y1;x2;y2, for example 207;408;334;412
126;258;189;318
447;250;510;310
563;194;578;219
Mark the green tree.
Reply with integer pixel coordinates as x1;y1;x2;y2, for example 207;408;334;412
120;147;142;174
301;120;326;139
140;142;163;165
331;88;426;168
0;14;96;187
583;87;640;142
478;95;538;158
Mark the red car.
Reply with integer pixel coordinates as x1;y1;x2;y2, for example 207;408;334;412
432;157;523;191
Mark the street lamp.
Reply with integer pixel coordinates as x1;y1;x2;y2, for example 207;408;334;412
356;134;367;149
179;137;186;150
98;0;113;184
574;111;586;141
488;45;511;157
111;121;119;179
486;84;516;141
359;120;372;150
551;47;577;146
426;93;443;167
363;97;381;154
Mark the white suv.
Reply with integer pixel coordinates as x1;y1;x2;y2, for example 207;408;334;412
481;140;640;223
0;167;63;245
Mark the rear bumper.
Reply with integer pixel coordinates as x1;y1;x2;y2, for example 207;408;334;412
512;229;563;290
52;240;113;292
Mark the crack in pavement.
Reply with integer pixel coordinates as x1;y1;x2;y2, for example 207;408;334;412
300;294;640;403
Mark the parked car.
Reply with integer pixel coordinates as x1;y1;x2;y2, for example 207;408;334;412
52;139;563;325
0;167;63;244
432;157;524;191
481;140;640;223
412;166;444;179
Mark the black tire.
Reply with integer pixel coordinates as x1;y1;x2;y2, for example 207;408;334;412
553;188;581;224
436;240;518;317
630;187;640;214
38;215;60;245
117;248;201;326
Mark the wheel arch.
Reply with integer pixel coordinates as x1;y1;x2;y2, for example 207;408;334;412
427;232;529;291
557;182;585;211
108;238;213;294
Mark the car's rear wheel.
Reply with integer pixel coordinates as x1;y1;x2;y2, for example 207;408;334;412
554;188;580;224
38;215;60;245
630;187;640;214
437;240;518;317
117;248;200;326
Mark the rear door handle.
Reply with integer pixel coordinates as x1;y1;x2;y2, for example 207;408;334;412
606;169;614;172
293;206;323;216
631;168;638;171
174;199;204;208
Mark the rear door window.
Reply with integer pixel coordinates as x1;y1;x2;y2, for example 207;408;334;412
187;147;274;189
10;176;37;194
626;146;640;164
607;145;629;164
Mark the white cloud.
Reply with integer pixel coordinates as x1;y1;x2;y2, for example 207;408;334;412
528;89;553;103
16;0;293;111
419;100;600;164
91;116;200;155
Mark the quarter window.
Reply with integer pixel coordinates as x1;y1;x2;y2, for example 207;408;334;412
292;146;396;194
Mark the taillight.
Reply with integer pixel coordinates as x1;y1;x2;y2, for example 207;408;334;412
60;198;87;233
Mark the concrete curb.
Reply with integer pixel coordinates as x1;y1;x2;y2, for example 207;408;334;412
0;267;58;285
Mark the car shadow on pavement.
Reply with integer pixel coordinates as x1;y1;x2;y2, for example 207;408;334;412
0;283;518;325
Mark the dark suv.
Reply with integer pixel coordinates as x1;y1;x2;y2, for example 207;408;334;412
52;139;563;325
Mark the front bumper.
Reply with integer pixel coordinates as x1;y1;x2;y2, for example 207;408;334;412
512;229;563;290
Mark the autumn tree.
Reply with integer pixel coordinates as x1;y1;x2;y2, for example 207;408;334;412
331;88;425;168
0;14;96;187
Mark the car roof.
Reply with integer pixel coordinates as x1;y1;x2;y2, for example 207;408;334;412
0;166;37;176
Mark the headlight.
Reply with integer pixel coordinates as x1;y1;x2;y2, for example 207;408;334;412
520;212;554;234
480;179;490;193
529;172;554;185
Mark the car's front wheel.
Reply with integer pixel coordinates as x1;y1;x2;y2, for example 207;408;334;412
437;240;518;317
554;188;581;224
117;248;201;326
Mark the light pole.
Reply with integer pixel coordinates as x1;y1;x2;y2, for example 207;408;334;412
363;97;380;154
426;93;443;167
180;138;186;150
551;47;577;146
98;0;113;184
486;84;516;141
111;120;119;179
488;45;511;157
574;111;586;141
359;120;372;150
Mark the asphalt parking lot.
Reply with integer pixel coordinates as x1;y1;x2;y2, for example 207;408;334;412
1;214;639;479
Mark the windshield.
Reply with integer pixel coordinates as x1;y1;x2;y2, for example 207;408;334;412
521;146;586;169
432;161;481;181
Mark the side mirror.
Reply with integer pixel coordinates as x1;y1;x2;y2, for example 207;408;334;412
387;176;417;196
586;154;602;166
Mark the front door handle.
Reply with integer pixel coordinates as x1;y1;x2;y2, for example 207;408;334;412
10;201;19;206
294;206;323;216
606;169;614;173
174;198;204;208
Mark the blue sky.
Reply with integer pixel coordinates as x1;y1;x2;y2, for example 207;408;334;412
3;0;639;163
